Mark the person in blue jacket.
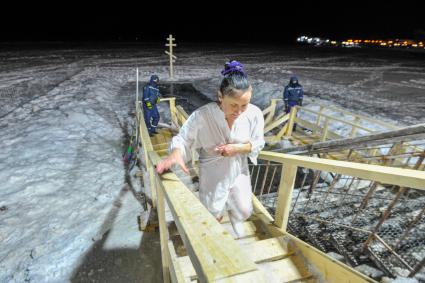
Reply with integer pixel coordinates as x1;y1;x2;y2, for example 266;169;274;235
283;76;304;130
143;75;161;136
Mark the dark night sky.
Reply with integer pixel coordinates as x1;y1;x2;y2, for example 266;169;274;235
1;1;424;43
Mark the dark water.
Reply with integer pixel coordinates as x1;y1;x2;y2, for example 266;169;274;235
159;82;213;114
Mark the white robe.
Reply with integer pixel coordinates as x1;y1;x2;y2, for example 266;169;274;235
170;102;265;217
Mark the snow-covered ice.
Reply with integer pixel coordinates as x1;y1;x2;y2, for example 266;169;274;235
1;44;424;282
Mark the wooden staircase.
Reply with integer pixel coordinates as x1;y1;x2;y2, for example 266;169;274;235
173;219;315;283
150;128;316;283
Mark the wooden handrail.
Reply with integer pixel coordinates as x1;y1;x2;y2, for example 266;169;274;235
136;101;157;207
299;107;373;133
259;151;425;190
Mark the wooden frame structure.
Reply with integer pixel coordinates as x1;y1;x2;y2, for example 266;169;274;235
134;91;425;282
262;99;425;170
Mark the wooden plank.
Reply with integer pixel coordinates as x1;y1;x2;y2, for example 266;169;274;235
264;100;277;126
177;256;197;282
264;113;290;133
136;105;157;208
149;151;260;282
315;103;398;130
285;107;297;137
274;165;298;230
252;195;274;222
179;255;267;282
245;237;293;263
253;198;380;283
236;235;262;245
257;255;312;283
259;151;425;190
157;178;171;283
295;118;341;140
300;107;373;133
168;241;188;283
284;233;373;283
283;123;425;155
216;269;266;282
221;221;257;239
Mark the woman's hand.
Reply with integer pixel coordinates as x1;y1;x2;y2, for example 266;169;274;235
156;149;189;175
215;143;252;157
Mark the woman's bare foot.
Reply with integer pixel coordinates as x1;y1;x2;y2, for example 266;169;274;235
216;215;223;222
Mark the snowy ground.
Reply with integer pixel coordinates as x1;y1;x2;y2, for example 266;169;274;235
0;43;424;282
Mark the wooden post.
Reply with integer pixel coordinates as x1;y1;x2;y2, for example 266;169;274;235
285;106;298;138
274;164;298;231
169;97;177;127
136;68;139;104
349;117;360;137
138;121;157;208
321;118;329;142
156;177;171;283
316;106;324;125
165;34;177;80
264;99;277;126
275;123;289;141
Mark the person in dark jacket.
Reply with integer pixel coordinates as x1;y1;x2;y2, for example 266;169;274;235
283;76;304;131
143;75;161;136
283;76;304;113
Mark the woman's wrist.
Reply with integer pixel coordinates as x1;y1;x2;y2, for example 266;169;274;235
232;143;252;154
170;148;182;161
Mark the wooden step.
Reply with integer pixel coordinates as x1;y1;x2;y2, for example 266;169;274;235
236;235;263;245
244;237;294;263
258;255;313;283
177;256;197;282
221;221;257;239
153;142;170;150
150;129;173;145
175;241;311;283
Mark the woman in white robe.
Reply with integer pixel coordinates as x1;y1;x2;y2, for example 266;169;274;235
156;61;265;237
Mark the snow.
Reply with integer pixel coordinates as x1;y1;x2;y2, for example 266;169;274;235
1;44;424;282
0;65;144;282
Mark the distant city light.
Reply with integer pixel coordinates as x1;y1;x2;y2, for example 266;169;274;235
297;35;425;49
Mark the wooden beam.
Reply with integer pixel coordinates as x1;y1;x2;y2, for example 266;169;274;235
285;233;374;283
178;256;197;282
300;107;374;133
168;241;187;283
258;255;313;283
245;237;293;263
274;165;298;230
259;151;425;190
264;113;290;133
157;178;171;283
295;117;341;140
252;199;374;283
285;107;297;137
282;123;425;155
221;221;257;239
314;103;398;130
215;270;266;282
136;104;157;207
264;99;277;126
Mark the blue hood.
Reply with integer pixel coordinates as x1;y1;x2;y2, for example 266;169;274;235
150;75;159;86
289;76;299;85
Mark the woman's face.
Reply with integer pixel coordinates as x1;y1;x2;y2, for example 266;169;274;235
218;87;252;120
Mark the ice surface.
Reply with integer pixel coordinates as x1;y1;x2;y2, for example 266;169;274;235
1;44;424;282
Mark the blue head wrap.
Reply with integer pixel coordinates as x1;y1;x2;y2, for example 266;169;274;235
221;60;246;76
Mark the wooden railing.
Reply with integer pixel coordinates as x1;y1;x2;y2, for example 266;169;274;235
262;99;424;169
256;151;425;278
136;93;425;281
